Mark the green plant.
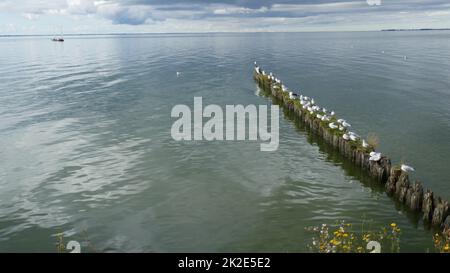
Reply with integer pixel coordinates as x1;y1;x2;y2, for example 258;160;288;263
433;229;450;253
367;133;379;150
306;221;401;253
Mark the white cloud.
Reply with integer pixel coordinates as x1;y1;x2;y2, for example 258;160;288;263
366;0;382;6
22;13;40;20
66;0;97;14
213;6;269;15
426;10;450;16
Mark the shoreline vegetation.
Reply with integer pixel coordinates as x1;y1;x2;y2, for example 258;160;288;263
307;221;450;253
253;65;450;235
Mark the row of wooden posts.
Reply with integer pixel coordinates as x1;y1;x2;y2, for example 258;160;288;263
253;68;449;231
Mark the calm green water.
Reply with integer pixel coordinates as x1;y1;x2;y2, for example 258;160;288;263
0;32;449;252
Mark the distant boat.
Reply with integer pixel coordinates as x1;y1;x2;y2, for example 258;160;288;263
52;27;64;42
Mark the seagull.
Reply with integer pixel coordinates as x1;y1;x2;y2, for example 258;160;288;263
369;152;382;162
329;122;338;129
343;133;350;140
322;108;327;113
362;139;369;148
176;72;181;77
311;99;315;105
255;66;261;74
337;119;345;124
254;61;257;66
289;92;298;99
401;164;415;172
339;126;345;131
349;133;359;141
342;121;351;128
330;111;335;116
316;114;323;119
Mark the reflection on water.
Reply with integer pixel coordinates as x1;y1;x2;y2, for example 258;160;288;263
0;32;449;252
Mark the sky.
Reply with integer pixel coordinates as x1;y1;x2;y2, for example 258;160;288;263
1;0;450;34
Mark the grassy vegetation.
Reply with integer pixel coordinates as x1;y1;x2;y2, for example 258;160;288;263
367;133;379;150
306;220;450;253
433;229;450;253
306;221;401;253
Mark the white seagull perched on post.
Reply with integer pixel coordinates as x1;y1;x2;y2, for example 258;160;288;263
401;164;415;172
322;115;330;121
289;92;298;99
369;152;382;162
349;132;359;141
362;139;369;148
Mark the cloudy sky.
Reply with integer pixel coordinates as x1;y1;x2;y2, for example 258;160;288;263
1;0;450;34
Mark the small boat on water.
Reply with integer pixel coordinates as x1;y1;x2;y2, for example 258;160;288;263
52;27;65;42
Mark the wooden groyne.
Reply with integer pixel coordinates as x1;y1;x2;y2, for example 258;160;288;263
253;65;450;231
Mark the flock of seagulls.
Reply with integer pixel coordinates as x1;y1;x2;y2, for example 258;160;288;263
254;62;416;173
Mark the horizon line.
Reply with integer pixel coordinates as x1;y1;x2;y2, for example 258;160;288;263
1;28;450;37
0;30;380;37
